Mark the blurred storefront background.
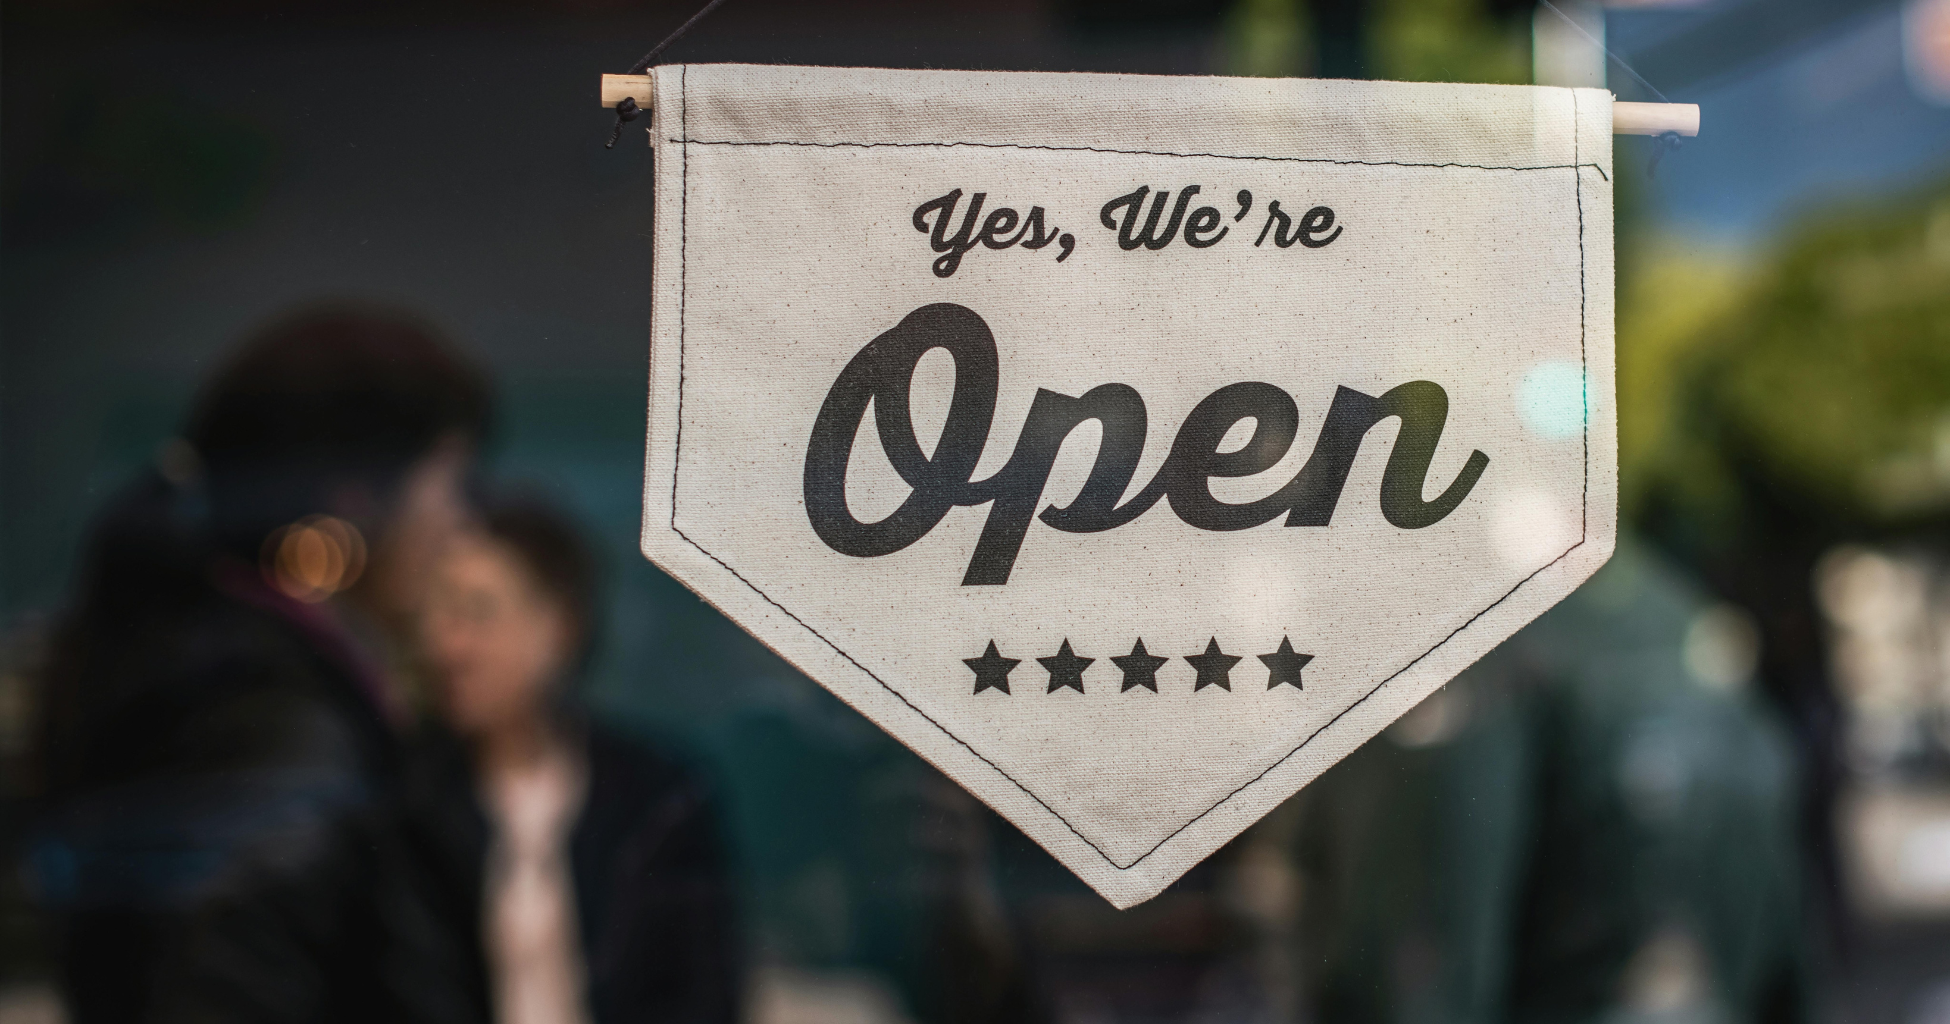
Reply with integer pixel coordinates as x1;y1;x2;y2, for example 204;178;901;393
3;0;1948;1022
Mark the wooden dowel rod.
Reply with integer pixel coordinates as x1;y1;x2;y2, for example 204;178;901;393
1613;101;1699;137
603;74;653;110
600;74;1699;137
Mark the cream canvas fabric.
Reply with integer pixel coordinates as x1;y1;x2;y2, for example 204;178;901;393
640;65;1616;908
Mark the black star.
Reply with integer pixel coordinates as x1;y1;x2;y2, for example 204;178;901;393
1111;638;1169;693
1259;636;1314;690
1186;638;1242;692
1038;639;1093;693
964;640;1019;695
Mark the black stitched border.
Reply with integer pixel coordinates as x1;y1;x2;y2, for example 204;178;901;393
672;66;688;525
663;97;1599;873
670;136;1611;180
1578;97;1590;548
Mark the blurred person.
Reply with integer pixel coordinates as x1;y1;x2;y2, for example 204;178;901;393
410;493;741;1024
30;305;492;1023
1282;542;1811;1024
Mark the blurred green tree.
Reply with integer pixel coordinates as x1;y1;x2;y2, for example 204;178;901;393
1369;0;1529;84
1630;182;1950;538
1623;176;1950;944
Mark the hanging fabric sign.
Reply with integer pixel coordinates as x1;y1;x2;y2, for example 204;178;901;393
640;64;1616;908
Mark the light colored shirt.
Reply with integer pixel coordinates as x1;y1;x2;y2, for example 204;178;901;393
482;746;591;1024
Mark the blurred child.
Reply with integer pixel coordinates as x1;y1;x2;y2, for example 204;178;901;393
416;494;741;1024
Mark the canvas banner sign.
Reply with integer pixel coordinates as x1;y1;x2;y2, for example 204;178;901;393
641;65;1616;908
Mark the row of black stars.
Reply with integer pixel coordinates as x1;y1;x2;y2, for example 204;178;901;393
963;637;1313;695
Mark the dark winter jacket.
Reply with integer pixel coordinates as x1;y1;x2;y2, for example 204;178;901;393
395;723;743;1024
34;474;742;1024
33;474;425;1023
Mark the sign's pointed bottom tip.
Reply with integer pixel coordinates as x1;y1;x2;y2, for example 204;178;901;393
1085;876;1175;911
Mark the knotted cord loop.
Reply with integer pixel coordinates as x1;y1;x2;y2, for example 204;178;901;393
1648;130;1683;179
605;96;642;150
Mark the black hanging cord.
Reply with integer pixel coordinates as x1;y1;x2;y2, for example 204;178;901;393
625;0;733;74
606;0;735;148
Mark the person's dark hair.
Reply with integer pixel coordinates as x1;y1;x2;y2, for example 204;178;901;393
187;303;492;556
478;492;602;679
36;303;491;796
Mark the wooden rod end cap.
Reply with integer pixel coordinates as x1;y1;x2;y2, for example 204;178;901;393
603;74;654;110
